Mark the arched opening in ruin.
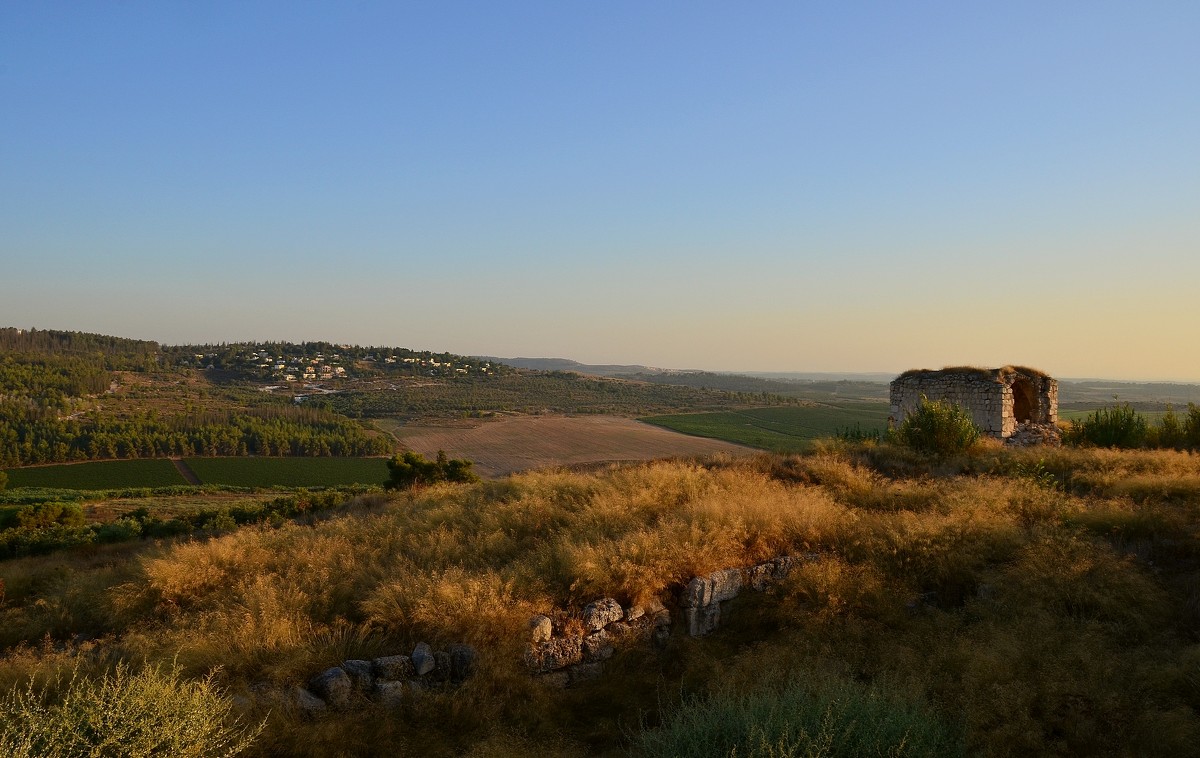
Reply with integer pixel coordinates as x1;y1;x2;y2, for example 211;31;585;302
1011;378;1035;424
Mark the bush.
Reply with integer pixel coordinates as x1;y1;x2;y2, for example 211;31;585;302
893;397;981;457
635;677;963;757
0;662;261;757
386;450;479;489
1064;404;1149;449
0;470;6;492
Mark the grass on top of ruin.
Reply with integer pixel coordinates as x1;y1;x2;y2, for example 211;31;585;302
1;443;1199;756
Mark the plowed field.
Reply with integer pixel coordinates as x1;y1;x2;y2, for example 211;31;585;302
385;415;753;477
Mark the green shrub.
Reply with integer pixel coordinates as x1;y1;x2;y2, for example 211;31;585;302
1064;404;1149;449
893;397;981;457
0;470;6;492
635;677;963;758
386;450;479;489
0;662;261;757
1184;403;1200;450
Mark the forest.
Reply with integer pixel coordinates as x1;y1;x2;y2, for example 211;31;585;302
0;329;389;466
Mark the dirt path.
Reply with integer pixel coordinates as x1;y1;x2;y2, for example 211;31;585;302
171;458;202;485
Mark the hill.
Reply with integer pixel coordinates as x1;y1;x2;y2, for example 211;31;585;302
1;445;1198;756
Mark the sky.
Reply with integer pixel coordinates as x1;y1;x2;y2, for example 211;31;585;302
2;2;1198;380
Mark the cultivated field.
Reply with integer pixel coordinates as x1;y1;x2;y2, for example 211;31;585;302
182;457;390;488
643;403;891;453
385;415;753;477
3;457;388;491
4;459;187;490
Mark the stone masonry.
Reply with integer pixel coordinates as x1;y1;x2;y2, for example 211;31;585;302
889;366;1058;443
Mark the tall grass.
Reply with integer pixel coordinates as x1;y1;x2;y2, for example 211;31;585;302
635;676;963;757
0;448;1198;755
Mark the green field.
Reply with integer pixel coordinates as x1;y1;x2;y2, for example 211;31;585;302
4;459;187;490
642;403;891;453
182;457;389;487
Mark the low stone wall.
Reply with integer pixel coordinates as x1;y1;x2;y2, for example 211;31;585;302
524;554;817;686
295;642;477;713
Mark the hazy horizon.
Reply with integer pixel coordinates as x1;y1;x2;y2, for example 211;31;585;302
3;4;1197;381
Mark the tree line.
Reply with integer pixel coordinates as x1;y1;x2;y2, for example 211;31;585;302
0;405;390;467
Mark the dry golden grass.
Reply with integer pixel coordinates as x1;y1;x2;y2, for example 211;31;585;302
1;446;1198;756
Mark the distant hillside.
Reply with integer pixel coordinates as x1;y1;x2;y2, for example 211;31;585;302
477;356;666;377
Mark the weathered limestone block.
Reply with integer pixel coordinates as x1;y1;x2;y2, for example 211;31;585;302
685;604;721;637
525;636;584;673
582;598;624;631
748;556;796;591
529;614;553;643
373;655;414;681
293;687;327;715
341;659;374;693
308;667;352;709
411;642;436;676
582;630;615;662
373;680;405;707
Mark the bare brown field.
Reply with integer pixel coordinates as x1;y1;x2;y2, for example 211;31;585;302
382;414;753;477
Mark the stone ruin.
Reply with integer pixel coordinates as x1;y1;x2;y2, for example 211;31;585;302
295;641;477;714
889;366;1059;445
524;554;818;687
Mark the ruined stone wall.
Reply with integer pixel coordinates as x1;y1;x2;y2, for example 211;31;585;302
889;368;1058;440
890;372;1007;436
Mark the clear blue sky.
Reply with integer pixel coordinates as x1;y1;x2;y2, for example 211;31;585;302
3;2;1198;379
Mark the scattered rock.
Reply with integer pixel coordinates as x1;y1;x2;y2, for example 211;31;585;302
529;614;553;643
293;687;327;715
582;630;614;662
525;636;584;673
412;642;436;677
373;680;405;707
341;659;374;692
582;598;624;632
685;604;721;637
373;655;415;681
624;605;645;622
307;667;352;710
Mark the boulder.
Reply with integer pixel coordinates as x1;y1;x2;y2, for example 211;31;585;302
708;568;743;603
292;687;327;715
582;630;614;662
524;636;584;673
373;680;405;707
307;667;352;710
411;642;436;677
529;614;553;643
373;655;415;681
582;598;624;632
341;659;374;692
685;604;721;637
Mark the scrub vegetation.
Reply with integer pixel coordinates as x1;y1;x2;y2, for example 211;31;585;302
1;442;1197;756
